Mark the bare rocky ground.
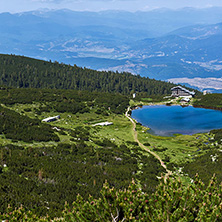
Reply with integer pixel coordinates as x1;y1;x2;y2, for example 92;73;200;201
168;77;222;91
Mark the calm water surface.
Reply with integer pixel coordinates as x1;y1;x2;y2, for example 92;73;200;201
131;105;222;136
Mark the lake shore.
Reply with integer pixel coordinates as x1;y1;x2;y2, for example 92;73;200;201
131;104;222;137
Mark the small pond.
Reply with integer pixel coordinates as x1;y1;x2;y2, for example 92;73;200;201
131;105;222;136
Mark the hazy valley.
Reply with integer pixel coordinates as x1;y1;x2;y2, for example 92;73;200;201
1;7;222;91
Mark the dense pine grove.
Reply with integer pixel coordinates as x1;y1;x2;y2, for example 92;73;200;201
0;142;162;218
0;54;176;95
1;176;222;221
194;93;222;109
0;88;129;114
0;105;59;142
63;176;222;221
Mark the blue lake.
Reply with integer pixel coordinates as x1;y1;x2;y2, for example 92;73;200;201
131;105;222;136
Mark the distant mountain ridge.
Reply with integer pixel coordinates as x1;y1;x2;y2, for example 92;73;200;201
0;8;222;91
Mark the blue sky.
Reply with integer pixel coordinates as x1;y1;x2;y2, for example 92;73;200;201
1;0;222;13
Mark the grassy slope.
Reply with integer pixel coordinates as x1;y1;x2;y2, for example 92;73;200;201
0;91;163;217
1;91;222;218
4;95;219;174
5;100;215;177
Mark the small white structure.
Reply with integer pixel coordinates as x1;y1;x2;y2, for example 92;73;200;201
42;115;60;123
180;97;190;103
133;93;136;99
203;90;212;95
93;122;113;126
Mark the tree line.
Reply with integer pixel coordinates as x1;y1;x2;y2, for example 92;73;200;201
193;93;222;109
0;54;176;95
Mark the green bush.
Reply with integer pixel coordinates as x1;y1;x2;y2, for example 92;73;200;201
1;176;222;221
0;106;59;142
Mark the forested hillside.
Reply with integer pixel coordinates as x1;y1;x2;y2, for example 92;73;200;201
0;87;164;218
0;54;176;95
194;93;222;109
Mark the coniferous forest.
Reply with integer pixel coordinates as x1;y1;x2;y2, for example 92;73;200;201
0;54;176;95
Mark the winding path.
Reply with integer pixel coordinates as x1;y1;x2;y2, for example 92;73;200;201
125;107;172;181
